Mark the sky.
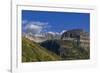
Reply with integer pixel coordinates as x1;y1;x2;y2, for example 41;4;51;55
22;10;90;34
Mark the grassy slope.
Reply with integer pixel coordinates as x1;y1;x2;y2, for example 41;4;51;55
22;37;61;62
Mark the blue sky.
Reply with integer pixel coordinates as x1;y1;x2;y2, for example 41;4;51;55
22;10;90;34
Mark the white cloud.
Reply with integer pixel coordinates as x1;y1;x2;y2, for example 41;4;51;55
23;21;49;34
22;20;28;24
30;22;48;26
25;24;42;34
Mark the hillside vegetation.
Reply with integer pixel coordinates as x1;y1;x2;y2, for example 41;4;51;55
22;37;61;62
22;37;89;62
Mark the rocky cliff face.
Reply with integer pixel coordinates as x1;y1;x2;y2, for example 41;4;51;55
61;29;89;40
40;39;90;60
61;29;90;52
23;33;47;43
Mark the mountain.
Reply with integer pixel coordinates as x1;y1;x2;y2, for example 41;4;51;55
23;29;89;43
61;29;90;52
23;33;47;43
22;37;62;62
61;29;89;39
60;30;67;35
22;29;90;61
45;32;61;40
23;32;61;43
40;39;90;60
